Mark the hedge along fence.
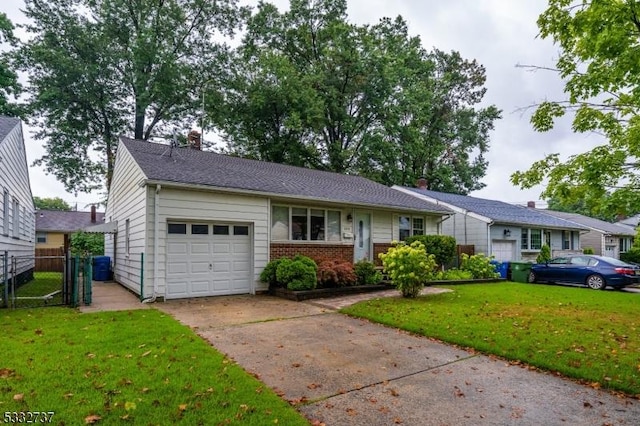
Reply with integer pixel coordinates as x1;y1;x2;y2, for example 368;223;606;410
405;235;457;268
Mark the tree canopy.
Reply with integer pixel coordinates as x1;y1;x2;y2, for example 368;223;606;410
209;0;500;193
0;12;21;116
33;196;71;211
19;0;247;193
511;0;640;218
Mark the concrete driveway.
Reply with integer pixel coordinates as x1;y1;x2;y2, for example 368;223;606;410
156;292;640;425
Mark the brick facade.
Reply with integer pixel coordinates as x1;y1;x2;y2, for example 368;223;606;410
270;243;354;263
373;243;393;265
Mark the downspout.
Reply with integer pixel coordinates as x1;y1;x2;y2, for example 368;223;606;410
142;184;161;303
487;221;494;256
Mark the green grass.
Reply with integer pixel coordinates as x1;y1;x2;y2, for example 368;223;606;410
0;308;309;425
341;282;640;396
12;273;65;308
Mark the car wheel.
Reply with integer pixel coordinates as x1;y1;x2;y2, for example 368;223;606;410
586;274;606;290
528;271;537;283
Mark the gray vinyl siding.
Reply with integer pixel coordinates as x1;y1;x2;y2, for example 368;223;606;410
0;122;35;275
441;213;489;253
155;188;269;295
105;144;148;295
580;231;604;255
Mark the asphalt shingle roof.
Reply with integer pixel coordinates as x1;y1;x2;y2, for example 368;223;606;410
36;210;105;233
120;137;452;214
539;210;635;236
0;116;20;142
402;187;586;230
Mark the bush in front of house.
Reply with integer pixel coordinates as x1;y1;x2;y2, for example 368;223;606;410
379;241;437;298
317;259;357;287
354;260;383;285
536;245;552;264
434;268;474;281
621;248;640;264
259;257;289;288
405;235;456;268
583;247;595;254
276;257;317;291
460;253;500;279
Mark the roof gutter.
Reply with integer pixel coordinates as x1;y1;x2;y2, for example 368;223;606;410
140;179;449;216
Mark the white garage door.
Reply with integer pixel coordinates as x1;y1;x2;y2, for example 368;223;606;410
166;222;252;299
492;240;515;262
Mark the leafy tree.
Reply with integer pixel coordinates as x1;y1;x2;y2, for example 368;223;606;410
511;0;640;217
33;196;71;211
19;0;247;193
70;231;104;256
0;12;22;116
212;0;500;192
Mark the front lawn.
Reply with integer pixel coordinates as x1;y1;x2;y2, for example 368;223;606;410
341;283;640;396
0;308;308;425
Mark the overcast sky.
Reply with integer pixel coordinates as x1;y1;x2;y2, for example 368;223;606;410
4;0;601;211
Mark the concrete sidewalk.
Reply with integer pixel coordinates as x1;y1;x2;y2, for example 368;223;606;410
156;291;640;425
79;281;149;313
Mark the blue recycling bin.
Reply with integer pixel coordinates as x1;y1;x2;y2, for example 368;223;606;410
490;260;509;279
92;256;111;281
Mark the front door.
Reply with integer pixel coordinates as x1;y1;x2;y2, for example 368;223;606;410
354;212;371;262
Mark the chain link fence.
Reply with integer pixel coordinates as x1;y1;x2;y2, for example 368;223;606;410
0;250;93;309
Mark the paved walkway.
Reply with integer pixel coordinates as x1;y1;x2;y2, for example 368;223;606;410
155;290;640;426
79;281;149;313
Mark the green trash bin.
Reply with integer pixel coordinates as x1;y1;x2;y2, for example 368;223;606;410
510;262;532;283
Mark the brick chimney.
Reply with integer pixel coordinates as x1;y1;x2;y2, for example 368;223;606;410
416;176;428;189
91;204;96;223
527;201;536;209
188;130;201;150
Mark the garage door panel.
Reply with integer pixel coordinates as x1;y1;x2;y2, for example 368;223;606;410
190;261;210;273
213;243;231;254
233;260;250;272
190;280;211;295
190;243;210;254
168;242;188;254
167;261;188;275
166;223;252;298
213;261;230;272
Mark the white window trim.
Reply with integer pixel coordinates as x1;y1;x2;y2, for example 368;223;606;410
521;228;543;251
398;215;427;241
271;205;342;242
36;232;47;244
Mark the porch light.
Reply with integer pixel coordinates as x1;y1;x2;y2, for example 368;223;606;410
503;229;511;237
346;214;352;222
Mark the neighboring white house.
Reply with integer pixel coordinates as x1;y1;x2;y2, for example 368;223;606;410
0;116;36;285
538;210;635;259
104;136;453;301
394;185;587;262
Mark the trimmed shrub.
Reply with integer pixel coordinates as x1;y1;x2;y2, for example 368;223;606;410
621;248;640;264
293;254;318;274
435;268;474;281
405;235;456;267
260;257;289;288
354;260;383;285
583;247;595;254
379;241;437;298
536;245;552;264
460;253;500;279
317;260;357;288
276;258;317;291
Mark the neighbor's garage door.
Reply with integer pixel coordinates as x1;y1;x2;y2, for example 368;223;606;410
166;222;252;299
492;240;515;262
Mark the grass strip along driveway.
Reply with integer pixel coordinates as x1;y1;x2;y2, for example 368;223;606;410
342;282;640;397
0;308;308;425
